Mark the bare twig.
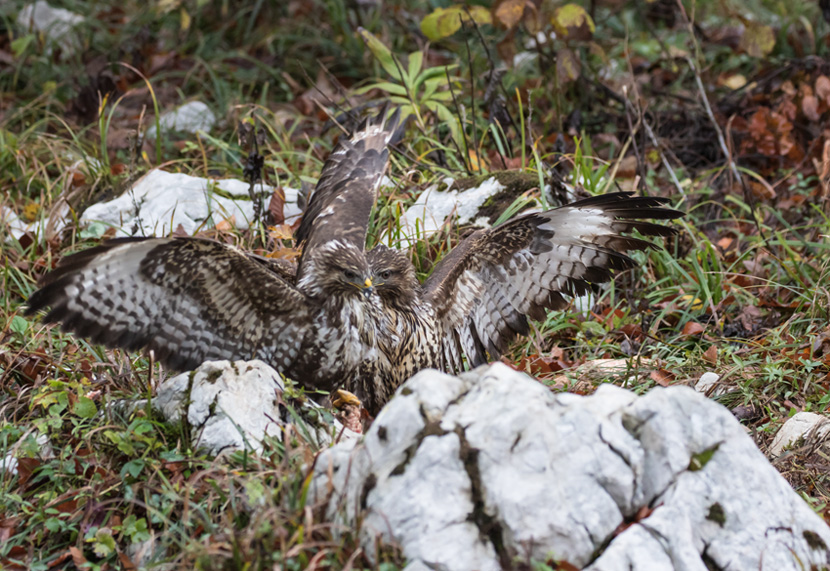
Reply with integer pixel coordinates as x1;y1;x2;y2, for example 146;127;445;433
675;0;769;246
462;15;479;172
445;67;472;175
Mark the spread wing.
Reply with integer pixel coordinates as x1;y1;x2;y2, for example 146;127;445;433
422;192;683;368
26;237;310;372
295;107;402;279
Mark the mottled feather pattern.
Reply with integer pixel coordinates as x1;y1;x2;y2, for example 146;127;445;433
423;192;682;367
29;238;307;372
295;108;402;263
28;100;681;418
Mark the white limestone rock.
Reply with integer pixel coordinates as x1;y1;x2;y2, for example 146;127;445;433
769;411;830;457
1;432;53;476
310;363;830;570
695;371;726;397
17;1;83;57
80;169;301;237
394;176;499;246
2;200;69;243
154;360;356;456
144;101;217;139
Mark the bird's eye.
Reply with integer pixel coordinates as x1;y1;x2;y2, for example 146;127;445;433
343;269;358;281
380;270;392;280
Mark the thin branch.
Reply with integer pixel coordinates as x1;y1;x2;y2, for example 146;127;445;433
462;14;479;173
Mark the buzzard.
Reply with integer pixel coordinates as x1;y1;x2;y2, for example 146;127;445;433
27;108;682;414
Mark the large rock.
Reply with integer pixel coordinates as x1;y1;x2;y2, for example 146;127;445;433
310;363;830;570
154;360;356;455
81;169;301;237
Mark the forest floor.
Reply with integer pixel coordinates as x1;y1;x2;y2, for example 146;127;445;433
2;0;830;569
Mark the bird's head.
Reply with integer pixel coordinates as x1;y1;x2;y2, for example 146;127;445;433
367;245;419;307
313;241;375;300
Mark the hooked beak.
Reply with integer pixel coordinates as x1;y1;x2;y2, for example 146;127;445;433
362;277;374;298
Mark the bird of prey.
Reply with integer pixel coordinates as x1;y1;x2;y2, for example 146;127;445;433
27;108;682;414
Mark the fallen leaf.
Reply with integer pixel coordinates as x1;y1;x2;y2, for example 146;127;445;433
748;179;776;200
556;47;581;84
678;294;705;311
16;457;41;488
682;321;705;336
214;216;236;231
619;323;644;339
802;94;820;122
551;3;595;41
268;188;286;225
719;73;747;90
739;305;763;332
702;345;718;365
47;551;73;568
649;368;674;386
69;547;87;568
817;75;830;104
739;22;775;58
494;0;526;30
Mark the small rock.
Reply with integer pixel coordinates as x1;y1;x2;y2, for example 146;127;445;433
1;432;53;476
694;371;722;395
80;169;301;237
145;101;217;139
153;360;356;456
16;1;83;57
768;411;830;457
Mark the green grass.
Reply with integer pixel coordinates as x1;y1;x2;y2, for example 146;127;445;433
3;0;830;567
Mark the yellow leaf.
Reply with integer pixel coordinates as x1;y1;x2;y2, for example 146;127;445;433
739;22;775;58
421;5;492;41
679;294;704;311
180;8;191;31
552;4;595;41
468;149;489;172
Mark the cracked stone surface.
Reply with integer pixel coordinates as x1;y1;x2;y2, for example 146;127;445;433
81;169;301;237
309;362;830;570
154;360;356;455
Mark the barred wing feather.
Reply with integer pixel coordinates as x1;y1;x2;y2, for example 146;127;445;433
26;237;310;372
423;192;682;367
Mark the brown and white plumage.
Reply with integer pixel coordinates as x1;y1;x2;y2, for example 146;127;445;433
350;193;682;413
27;104;682;415
295;107;401;284
26;110;400;394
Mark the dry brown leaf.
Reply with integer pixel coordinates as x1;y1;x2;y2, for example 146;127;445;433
650;368;674;387
494;0;526;30
214;216;236;231
702;345;718;365
802;94;820;122
748;180;776;200
556;47;581;84
268;188;286;225
69;546;88;568
681;321;705;336
817;75;830;104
